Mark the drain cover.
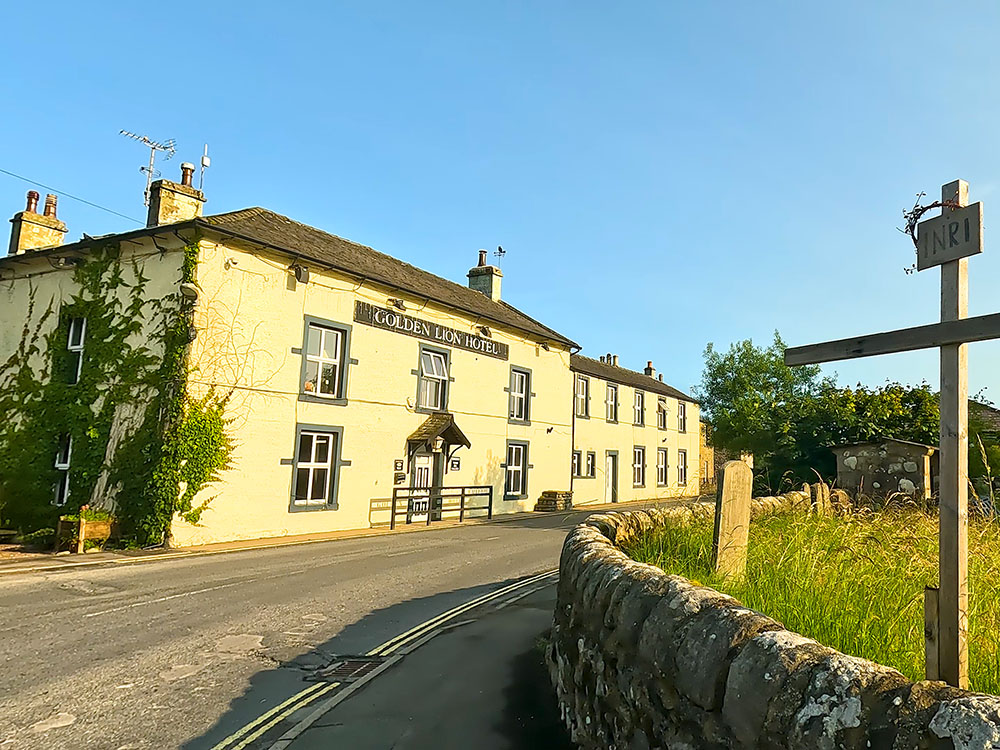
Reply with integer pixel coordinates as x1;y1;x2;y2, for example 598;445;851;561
314;656;386;682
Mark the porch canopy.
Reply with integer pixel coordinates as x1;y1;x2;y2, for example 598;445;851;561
406;413;471;465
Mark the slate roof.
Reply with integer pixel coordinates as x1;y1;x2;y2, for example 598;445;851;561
197;208;577;348
569;354;697;403
971;401;1000;434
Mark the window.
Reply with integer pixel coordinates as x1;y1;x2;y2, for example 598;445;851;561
657;448;668;486
575;375;589;418
586;451;596;478
634;390;645;426
509;368;530;422
505;442;528;497
633;446;645;487
53;434;72;506
606;384;618;422
303;323;344;398
572;450;581;477
678;449;688;485
66;317;86;385
293;430;339;508
418;349;449;410
657;397;667;430
678;402;688;433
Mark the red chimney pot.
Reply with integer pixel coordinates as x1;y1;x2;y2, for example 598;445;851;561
25;190;39;213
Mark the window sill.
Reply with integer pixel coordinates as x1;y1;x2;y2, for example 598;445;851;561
504;494;528;501
298;393;348;406
415;406;448;415
508;418;531;427
575;413;590;420
289;502;340;513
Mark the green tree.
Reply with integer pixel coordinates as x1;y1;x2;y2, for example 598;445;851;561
697;332;940;490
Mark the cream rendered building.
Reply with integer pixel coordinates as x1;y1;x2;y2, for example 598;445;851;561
0;170;701;547
569;354;701;504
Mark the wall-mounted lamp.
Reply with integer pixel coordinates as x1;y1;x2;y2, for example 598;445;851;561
48;256;83;269
387;297;406;311
179;283;200;302
539;342;550;351
224;258;239;269
290;264;310;284
432;436;445;453
477;325;492;338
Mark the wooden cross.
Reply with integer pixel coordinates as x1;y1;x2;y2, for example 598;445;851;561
785;180;993;689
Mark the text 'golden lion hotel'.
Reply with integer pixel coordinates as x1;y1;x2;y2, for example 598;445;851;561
0;171;702;546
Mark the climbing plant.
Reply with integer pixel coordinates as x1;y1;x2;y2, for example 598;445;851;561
0;242;233;545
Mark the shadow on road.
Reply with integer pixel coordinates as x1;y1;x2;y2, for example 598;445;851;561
183;576;570;749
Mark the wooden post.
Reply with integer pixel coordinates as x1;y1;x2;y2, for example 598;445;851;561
712;460;753;578
925;585;940;681
76;517;86;554
938;180;971;688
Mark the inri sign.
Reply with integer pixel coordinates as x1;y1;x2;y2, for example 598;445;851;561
916;201;983;270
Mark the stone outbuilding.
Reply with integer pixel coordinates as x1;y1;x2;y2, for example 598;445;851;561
830;438;938;500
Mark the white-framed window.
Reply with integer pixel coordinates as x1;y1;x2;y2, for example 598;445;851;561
66;317;86;385
572;450;581;477
606;383;618;422
634;390;645;426
586;451;596;477
509;368;530;422
678;402;688;433
418;349;449;410
657;397;667;430
303;323;344;398
575;375;589;418
657;448;668;486
678;449;688;485
633;446;645;487
53;434;72;506
293;431;337;508
505;442;528;497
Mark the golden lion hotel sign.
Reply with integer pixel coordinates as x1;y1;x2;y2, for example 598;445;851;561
354;301;510;360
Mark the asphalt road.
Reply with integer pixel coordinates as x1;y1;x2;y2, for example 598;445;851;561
0;510;606;750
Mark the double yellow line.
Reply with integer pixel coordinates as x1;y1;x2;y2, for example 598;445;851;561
210;569;557;750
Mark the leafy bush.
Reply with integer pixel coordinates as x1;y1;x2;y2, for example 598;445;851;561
18;527;55;548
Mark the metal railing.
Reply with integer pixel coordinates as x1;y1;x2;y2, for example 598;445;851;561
381;485;493;529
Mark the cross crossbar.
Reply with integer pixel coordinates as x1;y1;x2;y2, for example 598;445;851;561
785;312;1000;367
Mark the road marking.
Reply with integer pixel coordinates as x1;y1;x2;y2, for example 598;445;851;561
83;581;243;617
208;682;333;750
226;682;340;750
385;549;420;557
483;536;500;541
82;568;310;618
369;570;557;656
211;569;556;750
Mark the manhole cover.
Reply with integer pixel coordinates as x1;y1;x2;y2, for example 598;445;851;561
314;656;386;682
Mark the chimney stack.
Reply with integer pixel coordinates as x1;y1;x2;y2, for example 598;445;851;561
467;249;502;302
644;360;656;378
147;164;206;227
8;190;68;255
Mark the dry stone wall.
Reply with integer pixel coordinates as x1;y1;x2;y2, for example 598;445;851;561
547;500;1000;749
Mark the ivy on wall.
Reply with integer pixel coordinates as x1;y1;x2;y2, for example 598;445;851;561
0;242;233;546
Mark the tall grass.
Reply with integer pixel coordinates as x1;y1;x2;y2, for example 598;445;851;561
624;508;1000;695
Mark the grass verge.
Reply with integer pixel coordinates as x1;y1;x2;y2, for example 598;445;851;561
623;508;1000;695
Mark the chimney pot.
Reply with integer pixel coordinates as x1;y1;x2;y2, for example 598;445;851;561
25;191;39;213
180;162;195;187
43;194;58;218
658;374;664;382
612;354;619;367
478;249;487;267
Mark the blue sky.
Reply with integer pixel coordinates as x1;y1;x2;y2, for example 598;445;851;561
4;1;1000;400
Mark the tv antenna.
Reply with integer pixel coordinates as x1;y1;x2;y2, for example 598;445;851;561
493;245;506;268
120;130;176;205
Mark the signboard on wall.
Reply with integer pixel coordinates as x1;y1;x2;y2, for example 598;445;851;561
354;301;510;360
